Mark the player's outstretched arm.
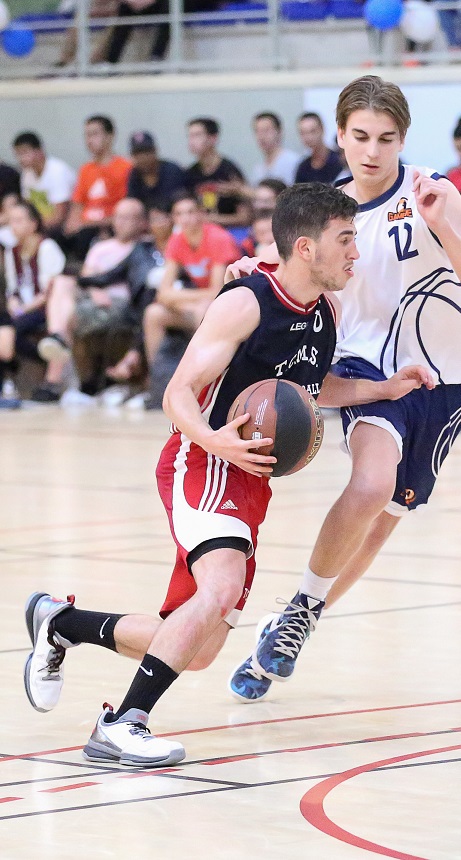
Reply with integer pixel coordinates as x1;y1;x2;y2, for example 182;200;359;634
413;170;461;281
163;288;277;477
318;365;435;408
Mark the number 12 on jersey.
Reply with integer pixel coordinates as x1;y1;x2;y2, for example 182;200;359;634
388;223;419;262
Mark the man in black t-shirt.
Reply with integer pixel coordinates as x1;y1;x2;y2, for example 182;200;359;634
185;117;249;228
127;131;186;210
295;112;343;186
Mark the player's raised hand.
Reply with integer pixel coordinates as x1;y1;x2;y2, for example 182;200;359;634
206;412;276;476
384;364;436;400
413;170;449;230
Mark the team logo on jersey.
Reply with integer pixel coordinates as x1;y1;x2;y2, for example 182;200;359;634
388;197;413;222
401;488;416;505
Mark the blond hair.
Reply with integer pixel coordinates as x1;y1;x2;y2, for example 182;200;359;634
336;75;411;140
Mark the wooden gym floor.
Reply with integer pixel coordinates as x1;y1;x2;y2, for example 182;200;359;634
1;405;460;860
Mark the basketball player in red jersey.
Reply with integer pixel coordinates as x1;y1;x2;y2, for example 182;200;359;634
23;183;432;768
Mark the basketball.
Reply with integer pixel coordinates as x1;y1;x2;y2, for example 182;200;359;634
227;379;324;477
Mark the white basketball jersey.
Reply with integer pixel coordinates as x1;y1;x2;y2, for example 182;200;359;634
336;164;461;383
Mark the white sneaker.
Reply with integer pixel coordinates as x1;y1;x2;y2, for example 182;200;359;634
100;385;131;407
24;592;77;713
82;705;186;768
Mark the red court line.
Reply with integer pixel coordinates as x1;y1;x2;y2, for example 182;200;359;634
300;741;461;860
204;754;261;765
0;797;21;804
41;782;99;794
3;698;461;763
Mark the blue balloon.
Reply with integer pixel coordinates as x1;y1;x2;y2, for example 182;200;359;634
1;27;35;57
364;0;403;30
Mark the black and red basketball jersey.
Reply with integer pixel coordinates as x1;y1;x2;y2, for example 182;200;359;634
200;263;337;430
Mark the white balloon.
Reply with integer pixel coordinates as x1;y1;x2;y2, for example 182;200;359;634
0;1;10;31
400;0;439;43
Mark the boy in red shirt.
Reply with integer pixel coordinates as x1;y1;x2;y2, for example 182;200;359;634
143;191;239;373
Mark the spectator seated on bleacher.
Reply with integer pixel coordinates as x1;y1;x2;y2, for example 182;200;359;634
251;111;300;186
96;201;177;387
105;0;247;65
1;200;65;401
143;190;239;406
294;112;343;185
185;117;250;229
55;0;119;68
239;207;274;257
127;131;186;210
13;132;76;233
63;115;132;261
36;197;147;401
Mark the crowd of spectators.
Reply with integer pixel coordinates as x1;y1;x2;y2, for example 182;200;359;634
1;105;459;410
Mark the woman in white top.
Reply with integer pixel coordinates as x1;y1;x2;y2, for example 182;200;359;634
2;200;65;373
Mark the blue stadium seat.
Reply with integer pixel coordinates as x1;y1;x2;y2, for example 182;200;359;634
185;3;268;27
281;2;330;21
329;1;363;19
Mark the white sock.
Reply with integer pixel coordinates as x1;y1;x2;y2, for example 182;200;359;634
300;567;337;602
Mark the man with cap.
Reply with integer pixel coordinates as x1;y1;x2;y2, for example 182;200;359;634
127;131;186;210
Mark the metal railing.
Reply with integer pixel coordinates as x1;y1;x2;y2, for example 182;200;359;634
1;0;461;78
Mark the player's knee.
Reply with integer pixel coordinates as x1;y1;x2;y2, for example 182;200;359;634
347;472;395;514
199;575;243;621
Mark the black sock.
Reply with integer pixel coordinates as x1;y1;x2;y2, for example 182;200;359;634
52;607;124;652
110;654;178;720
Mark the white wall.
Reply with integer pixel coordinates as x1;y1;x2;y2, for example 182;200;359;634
305;81;461;174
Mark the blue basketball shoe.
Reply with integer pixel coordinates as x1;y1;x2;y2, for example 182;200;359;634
228;613;277;702
252;592;324;682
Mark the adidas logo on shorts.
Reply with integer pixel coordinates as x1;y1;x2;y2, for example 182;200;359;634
221;499;238;511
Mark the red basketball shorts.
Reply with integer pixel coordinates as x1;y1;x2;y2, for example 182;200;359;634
156;432;272;626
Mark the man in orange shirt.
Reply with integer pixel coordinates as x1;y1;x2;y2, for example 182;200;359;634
64;115;132;260
143;190;239;381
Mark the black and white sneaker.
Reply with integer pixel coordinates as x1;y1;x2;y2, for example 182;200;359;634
24;592;76;712
83;704;186;768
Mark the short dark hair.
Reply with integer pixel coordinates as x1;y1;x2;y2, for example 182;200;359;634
298;111;324;129
170;190;200;209
188;117;220;136
13;132;42;150
271;182;357;261
13;199;44;233
254;112;282;131
454;118;461;139
85;115;115;135
257;178;287;196
252;208;274;223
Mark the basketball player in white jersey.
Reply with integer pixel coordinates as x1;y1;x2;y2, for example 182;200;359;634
229;75;461;702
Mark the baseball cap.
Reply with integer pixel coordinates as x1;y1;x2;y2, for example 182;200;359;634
129;131;156;154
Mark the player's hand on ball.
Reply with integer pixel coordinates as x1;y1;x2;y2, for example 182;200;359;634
384;365;436;400
208;413;276;477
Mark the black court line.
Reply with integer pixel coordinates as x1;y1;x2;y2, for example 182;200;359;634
376;755;461;773
0;769;120;789
3;725;460;791
2;754;458;823
324;599;461;619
